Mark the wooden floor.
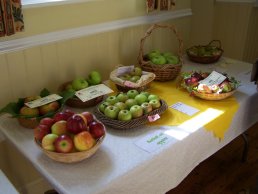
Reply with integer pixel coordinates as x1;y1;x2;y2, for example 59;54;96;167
167;122;258;194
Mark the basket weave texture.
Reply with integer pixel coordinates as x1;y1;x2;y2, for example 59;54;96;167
192;90;236;100
138;24;183;81
110;66;156;92
35;135;105;163
59;81;104;108
186;40;224;64
94;99;168;130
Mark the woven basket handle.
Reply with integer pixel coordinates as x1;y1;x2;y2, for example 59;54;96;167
207;40;222;49
138;23;184;65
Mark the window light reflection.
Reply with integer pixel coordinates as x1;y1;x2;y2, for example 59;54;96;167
164;108;224;140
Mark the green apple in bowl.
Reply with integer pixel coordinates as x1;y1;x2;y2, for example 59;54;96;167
166;55;179;65
141;102;153;114
104;105;119;119
87;71;102;85
148;94;160;102
130;67;142;76
105;95;118;105
134;94;148;105
116;92;128;103
147;50;160;60
130;105;143;118
127;90;139;99
151;55;167;65
114;102;127;111
98;101;111;113
149;99;161;109
72;77;88;91
118;110;132;121
125;99;138;109
130;75;141;83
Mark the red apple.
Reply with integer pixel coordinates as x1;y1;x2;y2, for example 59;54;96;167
19;106;39;117
39;117;55;128
39;101;60;116
74;131;96;151
66;114;88;134
51;120;68;136
53;109;74;122
89;121;105;139
42;133;58;151
34;124;51;142
81;111;94;125
54;134;74;153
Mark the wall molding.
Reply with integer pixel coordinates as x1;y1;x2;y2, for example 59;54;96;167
0;8;192;54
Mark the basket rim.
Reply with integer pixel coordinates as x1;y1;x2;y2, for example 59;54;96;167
192;90;236;100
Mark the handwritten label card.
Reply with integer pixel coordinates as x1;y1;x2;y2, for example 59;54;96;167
75;84;113;102
170;102;199;116
135;130;173;153
25;94;62;108
198;71;226;86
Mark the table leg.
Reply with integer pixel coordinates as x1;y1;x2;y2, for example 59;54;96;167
241;132;249;163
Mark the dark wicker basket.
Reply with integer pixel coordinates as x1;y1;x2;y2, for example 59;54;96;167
186;40;224;64
138;24;183;81
94;99;168;130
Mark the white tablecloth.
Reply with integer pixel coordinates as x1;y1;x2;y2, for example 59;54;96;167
0;58;257;194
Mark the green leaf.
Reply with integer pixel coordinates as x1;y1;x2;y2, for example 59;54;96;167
40;88;50;97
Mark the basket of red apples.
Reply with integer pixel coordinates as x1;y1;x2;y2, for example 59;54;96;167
94;90;168;130
179;71;240;100
34;109;106;163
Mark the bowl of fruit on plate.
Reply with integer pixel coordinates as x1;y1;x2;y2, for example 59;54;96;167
0;88;72;129
94;90;168;130
34;109;106;163
110;66;156;92
59;71;104;108
186;40;224;64
179;71;240;100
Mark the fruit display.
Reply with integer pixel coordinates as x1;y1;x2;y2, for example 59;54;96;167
186;40;223;64
0;88;72;128
145;50;180;65
34;109;106;163
94;90;168;129
60;70;104;108
109;66;156;92
179;71;240;100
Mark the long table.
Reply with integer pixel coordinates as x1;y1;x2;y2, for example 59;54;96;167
0;58;257;194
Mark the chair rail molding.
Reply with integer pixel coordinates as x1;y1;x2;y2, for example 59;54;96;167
0;8;192;54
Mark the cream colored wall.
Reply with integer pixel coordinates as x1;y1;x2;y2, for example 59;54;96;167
0;1;192;193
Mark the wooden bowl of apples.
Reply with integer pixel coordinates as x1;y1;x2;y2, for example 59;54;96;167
34;109;106;163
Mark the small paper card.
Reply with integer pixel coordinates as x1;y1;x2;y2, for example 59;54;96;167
148;114;160;122
25;94;62;108
170;102;199;116
198;71;226;86
135;130;173;153
75;84;113;102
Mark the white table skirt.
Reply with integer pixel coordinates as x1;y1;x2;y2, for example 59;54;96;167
0;57;257;194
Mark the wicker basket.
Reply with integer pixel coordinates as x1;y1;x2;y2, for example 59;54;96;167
110;66;156;92
138;24;183;81
186;40;224;64
94;99;168;130
192;90;236;100
59;81;104;108
35;134;105;163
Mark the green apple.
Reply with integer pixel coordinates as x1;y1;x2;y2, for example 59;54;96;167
166;55;179;64
141;102;153;114
130;67;142;76
148;94;160;102
98;101;111;113
140;91;150;98
162;52;173;58
149;99;161;109
118;110;132;121
151;55;167;65
116;92;128;102
104;105;119;119
134;94;148;105
114;102;127;111
72;77;88;91
127;89;139;99
87;71;102;85
125;98;138;109
105;95;118;105
130;105;143;118
41;133;58;151
130;75;141;83
147;50;160;60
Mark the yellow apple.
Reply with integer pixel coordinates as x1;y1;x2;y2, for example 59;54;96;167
74;131;96;151
19;106;39;117
39;101;60;116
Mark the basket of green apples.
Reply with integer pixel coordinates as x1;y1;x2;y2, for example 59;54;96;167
178;71;240;100
0;88;73;129
34;109;106;163
94;90;168;130
138;23;183;81
60;70;104;108
110;65;156;92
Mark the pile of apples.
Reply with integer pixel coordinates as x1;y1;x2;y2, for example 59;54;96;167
34;109;105;153
64;70;102;92
181;71;239;94
118;66;143;83
146;50;180;65
20;96;60;118
98;90;162;121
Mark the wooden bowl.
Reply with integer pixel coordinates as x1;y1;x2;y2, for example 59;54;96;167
35;134;105;163
192;90;236;100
